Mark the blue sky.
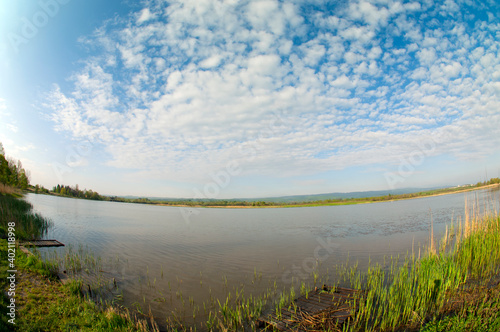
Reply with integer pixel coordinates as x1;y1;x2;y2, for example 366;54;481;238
0;0;499;199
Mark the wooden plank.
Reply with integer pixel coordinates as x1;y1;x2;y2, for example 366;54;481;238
269;317;294;331
318;292;337;302
318;292;354;304
296;296;332;311
258;286;359;331
20;239;65;247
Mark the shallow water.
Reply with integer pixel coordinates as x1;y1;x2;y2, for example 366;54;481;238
25;187;500;329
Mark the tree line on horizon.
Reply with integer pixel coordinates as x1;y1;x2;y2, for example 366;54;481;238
51;184;103;200
33;177;500;207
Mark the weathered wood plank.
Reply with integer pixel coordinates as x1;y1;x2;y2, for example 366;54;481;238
19;239;65;247
258;286;359;331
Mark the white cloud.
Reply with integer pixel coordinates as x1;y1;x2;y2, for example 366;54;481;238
440;0;460;14
331;75;355;89
45;0;500;189
441;61;463;78
480;53;496;67
247;54;281;76
348;0;389;27
299;40;326;66
0;98;10;119
200;55;223;68
6;123;18;133
6;143;35;155
417;48;437;64
340;26;375;43
0;99;17;133
137;8;155;24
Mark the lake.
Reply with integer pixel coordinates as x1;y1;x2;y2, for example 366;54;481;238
25;187;500;329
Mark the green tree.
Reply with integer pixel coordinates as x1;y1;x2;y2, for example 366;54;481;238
16;160;29;189
18;169;29;189
7;157;18;186
0;142;30;189
0;154;11;184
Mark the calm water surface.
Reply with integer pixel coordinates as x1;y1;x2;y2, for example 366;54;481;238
25;187;500;328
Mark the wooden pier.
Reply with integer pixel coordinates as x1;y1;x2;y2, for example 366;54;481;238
257;286;359;331
19;239;65;247
18;240;65;257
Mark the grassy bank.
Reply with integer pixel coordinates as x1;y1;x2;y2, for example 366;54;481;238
0;191;157;332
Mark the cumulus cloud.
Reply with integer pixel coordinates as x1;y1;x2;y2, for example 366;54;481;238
137;8;155;24
0;98;9;118
47;0;500;187
0;99;19;134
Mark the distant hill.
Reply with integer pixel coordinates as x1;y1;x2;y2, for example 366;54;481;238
117;186;446;203
234;187;446;203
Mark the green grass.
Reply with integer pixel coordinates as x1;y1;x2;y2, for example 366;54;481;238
0;240;156;332
419;280;500;332
0;240;14;329
14;274;148;332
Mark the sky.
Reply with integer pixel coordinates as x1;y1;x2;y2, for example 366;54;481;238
0;0;499;199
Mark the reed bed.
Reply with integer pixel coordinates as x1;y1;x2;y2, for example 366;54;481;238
334;196;500;332
0;183;19;196
0;193;52;240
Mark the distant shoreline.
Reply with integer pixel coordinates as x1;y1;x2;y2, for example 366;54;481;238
156;183;500;209
28;182;500;209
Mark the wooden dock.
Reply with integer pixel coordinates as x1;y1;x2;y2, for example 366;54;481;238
257;286;359;331
19;239;65;247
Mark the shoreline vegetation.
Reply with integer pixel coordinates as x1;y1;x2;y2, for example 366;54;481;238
29;178;500;209
0;185;158;331
2;182;500;331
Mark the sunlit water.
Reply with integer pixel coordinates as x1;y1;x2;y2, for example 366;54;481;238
25;187;500;329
